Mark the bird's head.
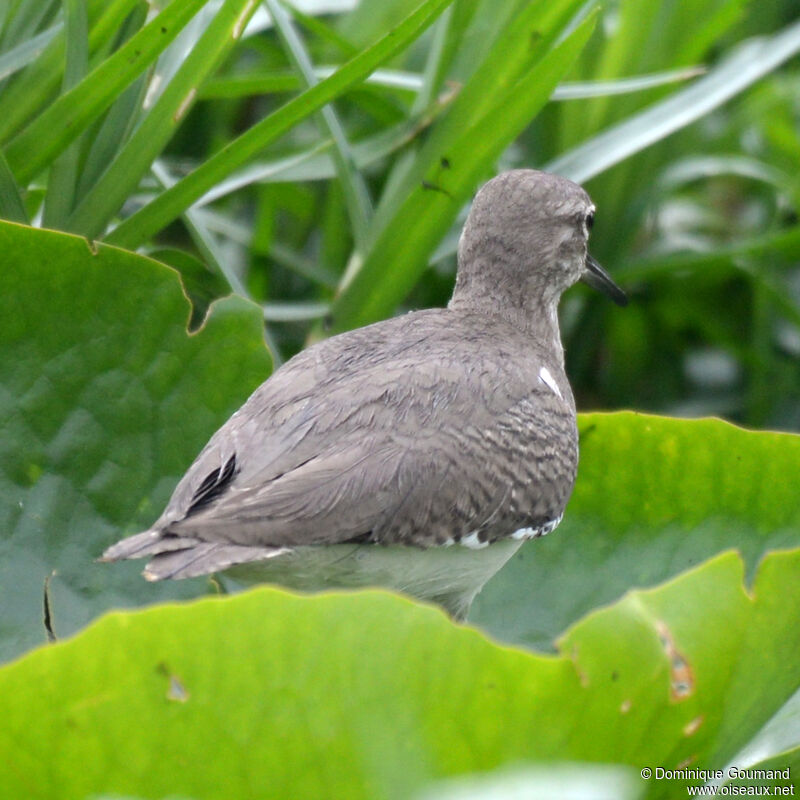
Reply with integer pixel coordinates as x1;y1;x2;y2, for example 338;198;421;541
453;169;627;312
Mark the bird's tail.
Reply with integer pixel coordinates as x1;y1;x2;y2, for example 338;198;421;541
99;528;288;581
141;542;289;581
98;528;199;563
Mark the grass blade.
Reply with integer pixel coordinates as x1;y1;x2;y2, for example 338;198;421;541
0;148;28;223
370;0;587;234
267;240;339;288
195;97;452;204
141;1;221;112
617;226;800;282
190;205;340;288
104;0;455;251
5;0;207;185
547;18;800;184
263;301;331;321
199;66;425;98
552;67;706;100
76;4;149;200
42;0;88;229
0;23;61;82
67;0;259;239
264;0;372;249
408;5;451;114
0;0;139;145
151;160;249;298
0;0;58;49
200;65;705;102
657;155;793;195
280;0;357;57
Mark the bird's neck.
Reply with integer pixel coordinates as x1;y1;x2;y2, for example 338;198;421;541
448;268;565;369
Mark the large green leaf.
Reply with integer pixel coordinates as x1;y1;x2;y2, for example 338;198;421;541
0;549;796;799
471;412;800;650
0;220;271;662
4;213;800;666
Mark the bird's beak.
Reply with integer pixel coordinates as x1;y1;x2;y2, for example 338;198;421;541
581;254;628;306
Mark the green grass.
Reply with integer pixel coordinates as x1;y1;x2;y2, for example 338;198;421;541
3;0;798;426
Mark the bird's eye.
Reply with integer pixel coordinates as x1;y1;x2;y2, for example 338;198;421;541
586;212;595;230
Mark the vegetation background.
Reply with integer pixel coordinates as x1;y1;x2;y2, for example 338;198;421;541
0;0;799;797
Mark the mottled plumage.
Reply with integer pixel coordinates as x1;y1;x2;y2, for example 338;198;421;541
102;170;626;618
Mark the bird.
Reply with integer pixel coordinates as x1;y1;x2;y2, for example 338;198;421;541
101;169;627;620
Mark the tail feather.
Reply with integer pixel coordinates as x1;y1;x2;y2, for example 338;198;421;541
99;529;200;562
143;543;289;581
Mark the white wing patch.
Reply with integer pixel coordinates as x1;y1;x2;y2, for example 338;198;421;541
510;514;563;540
538;366;563;400
460;531;489;550
457;514;564;549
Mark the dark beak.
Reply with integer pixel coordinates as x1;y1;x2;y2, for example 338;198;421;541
581;254;628;306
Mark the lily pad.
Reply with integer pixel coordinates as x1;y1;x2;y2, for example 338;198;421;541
0;220;271;661
0;548;796;799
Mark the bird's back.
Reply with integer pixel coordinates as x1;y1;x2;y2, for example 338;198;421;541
104;306;578;582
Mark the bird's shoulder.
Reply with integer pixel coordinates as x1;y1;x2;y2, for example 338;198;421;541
247;307;552;420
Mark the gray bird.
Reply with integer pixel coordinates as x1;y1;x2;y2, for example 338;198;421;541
102;169;626;619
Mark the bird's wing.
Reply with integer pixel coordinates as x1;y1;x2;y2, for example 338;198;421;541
148;312;575;549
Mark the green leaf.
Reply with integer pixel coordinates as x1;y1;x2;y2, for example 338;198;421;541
471;412;800;651
103;0;456;251
0;548;796;798
5;0;208;185
0;219;271;662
